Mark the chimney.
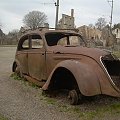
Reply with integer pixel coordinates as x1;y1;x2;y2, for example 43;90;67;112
71;9;74;17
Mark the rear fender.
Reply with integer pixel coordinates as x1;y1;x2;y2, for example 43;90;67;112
42;60;101;96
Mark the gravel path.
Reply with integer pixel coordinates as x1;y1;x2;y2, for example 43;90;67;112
0;47;78;120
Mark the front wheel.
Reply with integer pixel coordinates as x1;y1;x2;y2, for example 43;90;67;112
68;89;79;105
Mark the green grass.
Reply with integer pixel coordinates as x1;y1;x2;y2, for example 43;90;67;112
0;114;8;120
76;102;120;120
11;73;39;89
113;51;120;58
40;95;120;120
10;73;22;81
110;103;120;112
44;98;57;105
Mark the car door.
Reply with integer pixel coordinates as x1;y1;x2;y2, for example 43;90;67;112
27;34;46;81
16;35;29;74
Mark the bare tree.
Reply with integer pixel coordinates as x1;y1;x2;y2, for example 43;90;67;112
23;11;47;30
7;29;19;44
0;22;4;45
95;17;107;31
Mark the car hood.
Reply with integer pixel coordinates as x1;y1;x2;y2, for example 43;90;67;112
48;46;109;60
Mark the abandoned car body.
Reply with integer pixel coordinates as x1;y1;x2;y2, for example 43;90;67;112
12;29;120;104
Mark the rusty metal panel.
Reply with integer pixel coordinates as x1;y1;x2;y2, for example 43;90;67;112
16;51;28;74
27;49;46;81
24;75;45;87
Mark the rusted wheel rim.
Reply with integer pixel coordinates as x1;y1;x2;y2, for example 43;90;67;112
68;89;79;105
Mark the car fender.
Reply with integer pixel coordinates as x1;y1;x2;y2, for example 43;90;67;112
42;60;101;96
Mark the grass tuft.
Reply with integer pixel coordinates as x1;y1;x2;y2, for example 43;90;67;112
0;114;8;120
10;73;39;89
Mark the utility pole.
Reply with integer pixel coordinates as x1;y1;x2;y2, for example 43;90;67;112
107;0;114;47
55;0;59;29
110;0;113;29
108;0;114;29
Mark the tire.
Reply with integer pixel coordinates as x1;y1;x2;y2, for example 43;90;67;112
68;89;79;105
12;62;17;72
14;64;23;78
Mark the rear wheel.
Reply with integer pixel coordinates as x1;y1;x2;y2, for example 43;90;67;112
13;63;23;78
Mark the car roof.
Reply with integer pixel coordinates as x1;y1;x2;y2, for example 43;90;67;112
20;28;81;37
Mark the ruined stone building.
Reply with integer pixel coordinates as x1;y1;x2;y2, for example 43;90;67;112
77;25;103;46
101;27;116;47
58;9;75;29
77;25;117;47
112;28;120;44
77;25;102;40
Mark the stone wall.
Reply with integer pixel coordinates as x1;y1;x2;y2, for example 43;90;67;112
77;25;102;40
58;9;75;29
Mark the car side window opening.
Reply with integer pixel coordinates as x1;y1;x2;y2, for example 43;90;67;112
30;35;43;49
18;34;43;51
17;35;29;51
45;33;85;46
57;37;67;46
57;36;70;46
22;38;29;49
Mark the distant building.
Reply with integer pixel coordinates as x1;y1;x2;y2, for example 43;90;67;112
77;25;103;47
112;28;120;44
77;25;102;40
58;9;75;29
77;25;117;47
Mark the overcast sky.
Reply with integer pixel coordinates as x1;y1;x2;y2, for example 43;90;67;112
0;0;120;33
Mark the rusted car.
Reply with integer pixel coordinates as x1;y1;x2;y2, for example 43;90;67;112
12;29;120;105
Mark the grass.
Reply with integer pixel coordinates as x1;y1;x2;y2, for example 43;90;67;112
110;103;120;112
44;98;57;105
0;114;8;120
41;94;120;120
113;51;120;58
10;73;39;89
77;101;120;120
10;73;22;81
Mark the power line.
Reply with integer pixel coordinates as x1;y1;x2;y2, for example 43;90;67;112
39;0;59;28
52;0;56;3
39;2;55;5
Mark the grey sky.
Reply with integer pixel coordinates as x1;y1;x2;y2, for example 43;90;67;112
0;0;120;33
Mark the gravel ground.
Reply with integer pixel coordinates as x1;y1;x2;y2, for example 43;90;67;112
0;46;79;120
